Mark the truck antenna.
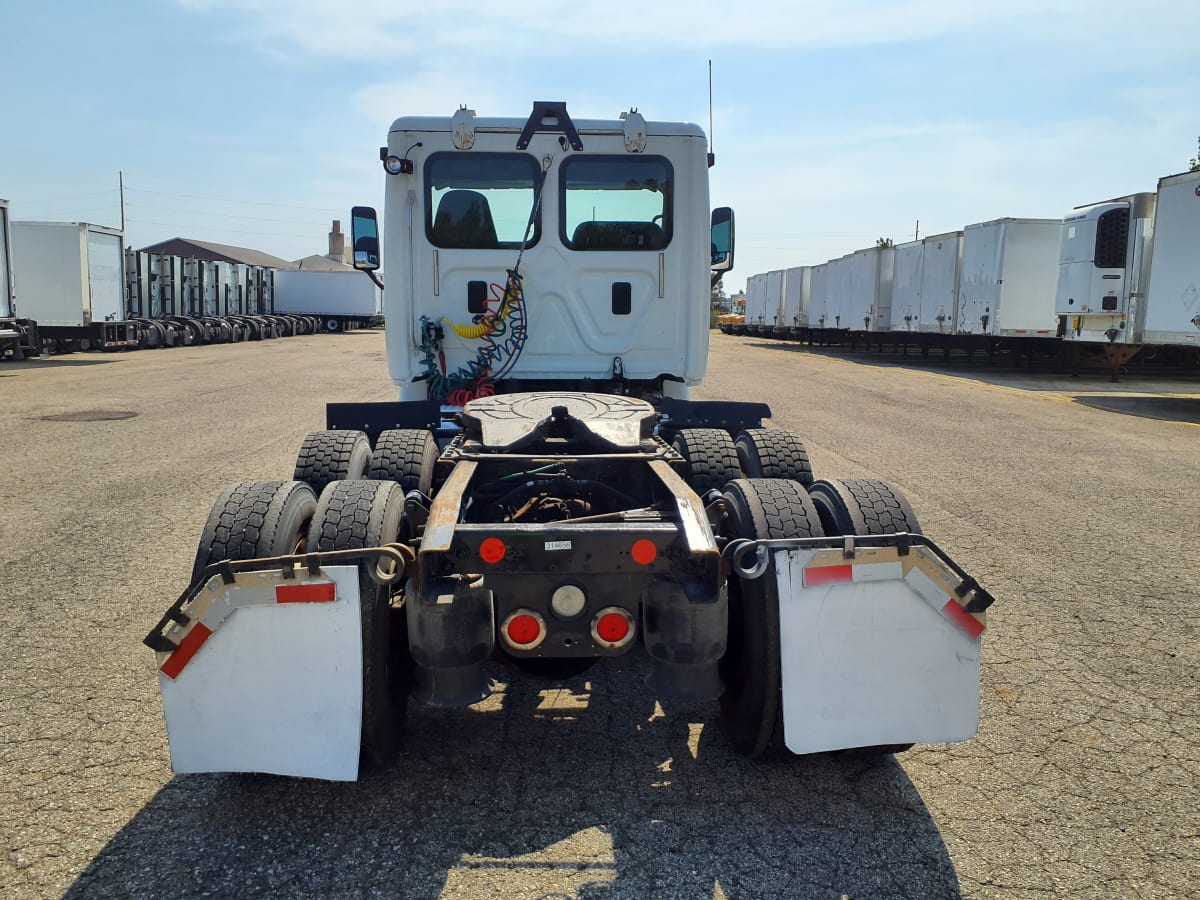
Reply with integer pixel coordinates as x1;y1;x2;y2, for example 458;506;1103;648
707;60;715;167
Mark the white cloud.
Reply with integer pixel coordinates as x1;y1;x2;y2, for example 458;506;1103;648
176;0;1200;60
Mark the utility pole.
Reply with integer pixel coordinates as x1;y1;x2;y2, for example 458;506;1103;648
119;171;126;232
915;219;920;241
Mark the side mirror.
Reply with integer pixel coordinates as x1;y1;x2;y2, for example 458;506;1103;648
351;206;381;272
710;207;735;273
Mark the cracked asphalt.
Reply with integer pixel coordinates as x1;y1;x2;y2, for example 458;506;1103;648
1;330;1196;899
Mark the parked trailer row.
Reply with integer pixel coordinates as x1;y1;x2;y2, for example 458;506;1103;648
0;212;373;359
725;170;1200;375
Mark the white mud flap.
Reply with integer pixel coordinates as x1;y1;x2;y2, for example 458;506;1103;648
156;565;364;781
776;545;983;754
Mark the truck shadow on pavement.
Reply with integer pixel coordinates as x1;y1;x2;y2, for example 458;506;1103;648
66;657;961;899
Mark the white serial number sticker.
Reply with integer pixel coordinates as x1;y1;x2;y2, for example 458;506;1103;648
545;540;572;551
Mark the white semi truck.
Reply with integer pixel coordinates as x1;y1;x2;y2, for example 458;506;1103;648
145;103;995;781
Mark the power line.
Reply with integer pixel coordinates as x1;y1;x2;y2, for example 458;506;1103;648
125;184;346;214
125;217;321;240
125;201;332;226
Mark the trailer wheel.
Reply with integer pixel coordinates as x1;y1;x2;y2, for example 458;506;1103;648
671;428;741;494
368;429;438;495
306;480;410;769
293;430;372;495
190;480;317;582
734;428;814;486
806;478;922;538
719;478;824;758
325;318;341;333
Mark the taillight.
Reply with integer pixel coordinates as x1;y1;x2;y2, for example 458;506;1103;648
480;537;506;564
501;609;546;650
631;539;657;565
591;606;636;649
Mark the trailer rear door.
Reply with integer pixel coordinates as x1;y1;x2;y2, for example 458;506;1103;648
86;230;124;322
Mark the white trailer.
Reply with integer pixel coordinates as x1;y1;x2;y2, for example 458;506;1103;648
890;240;923;332
274;269;384;332
11;221;138;351
809;262;830;329
782;265;810;331
765;269;785;333
0;200;12;320
957;218;1060;336
745;272;768;332
841;246;893;332
1142;171;1200;346
821;254;855;330
918;231;962;334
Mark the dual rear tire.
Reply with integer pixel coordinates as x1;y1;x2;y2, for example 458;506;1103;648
717;476;922;759
190;478;409;770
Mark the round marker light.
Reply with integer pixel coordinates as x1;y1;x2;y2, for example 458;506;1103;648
551;584;586;619
591;606;635;649
383;155;405;175
480;537;506;564
502;609;547;650
631;539;657;565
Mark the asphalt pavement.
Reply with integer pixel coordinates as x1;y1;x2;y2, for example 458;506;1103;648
1;330;1196;899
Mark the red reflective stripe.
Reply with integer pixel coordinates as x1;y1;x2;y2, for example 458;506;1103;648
805;564;854;585
275;582;336;604
160;623;213;680
941;599;985;640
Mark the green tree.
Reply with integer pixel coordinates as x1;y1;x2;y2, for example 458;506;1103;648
875;237;894;248
710;279;726;328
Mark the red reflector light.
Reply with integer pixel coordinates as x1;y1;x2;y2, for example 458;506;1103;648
631;539;657;565
480;537;506;564
506;613;542;646
596;612;630;643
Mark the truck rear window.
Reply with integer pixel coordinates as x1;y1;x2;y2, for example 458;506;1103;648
426;153;542;249
560;156;672;251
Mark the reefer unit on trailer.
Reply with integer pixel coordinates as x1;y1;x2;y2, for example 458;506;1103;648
890;240;923;332
11;221;138;349
1055;193;1155;344
274;269;384;331
782;265;810;329
957;218;1060;336
1143;171;1200;346
918;231;962;333
844;246;893;332
765;269;785;331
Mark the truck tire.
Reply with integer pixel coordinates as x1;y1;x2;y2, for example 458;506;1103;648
734;428;814;486
190;480;317;583
806;479;922;537
671;428;741;494
325;318;341;333
306;480;409;769
293;430;372;495
718;478;824;758
368;429;438;495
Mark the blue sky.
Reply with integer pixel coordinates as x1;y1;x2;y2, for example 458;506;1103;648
3;0;1198;293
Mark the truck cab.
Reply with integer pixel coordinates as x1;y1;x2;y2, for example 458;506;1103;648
350;102;732;402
